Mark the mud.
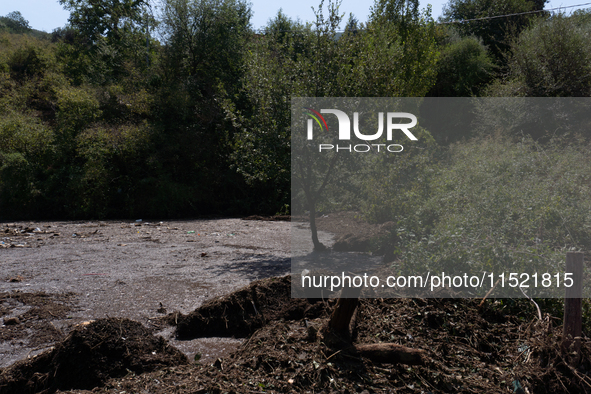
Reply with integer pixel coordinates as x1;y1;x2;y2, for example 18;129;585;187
0;218;306;368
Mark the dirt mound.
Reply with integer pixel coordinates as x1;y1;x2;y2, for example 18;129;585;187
0;318;188;394
174;276;327;339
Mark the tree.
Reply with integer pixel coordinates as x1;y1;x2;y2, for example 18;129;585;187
59;0;146;43
160;0;251;92
428;27;495;97
226;0;439;240
347;0;438;97
1;11;31;33
314;0;438;343
58;0;152;83
481;12;591;141
145;0;254;215
441;0;547;62
220;11;309;213
499;12;591;97
230;0;349;245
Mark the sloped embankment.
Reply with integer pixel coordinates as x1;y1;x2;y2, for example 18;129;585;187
174;275;328;339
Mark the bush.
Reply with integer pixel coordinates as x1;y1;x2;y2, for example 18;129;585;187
363;135;591;297
429;32;495;97
73;123;151;217
0;110;53;154
56;86;101;132
488;13;591;97
8;44;54;80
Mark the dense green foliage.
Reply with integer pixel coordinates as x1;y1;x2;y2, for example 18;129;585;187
0;12;49;38
487;12;591;96
0;11;31;34
428;28;495;97
441;0;546;62
0;3;591;221
362;135;591;295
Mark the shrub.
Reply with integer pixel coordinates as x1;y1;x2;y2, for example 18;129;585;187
56;86;101;132
364;135;591;297
429;32;495;97
488;13;591;97
0;112;53;218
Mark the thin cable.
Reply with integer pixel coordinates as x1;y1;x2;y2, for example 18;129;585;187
442;1;591;24
253;2;591;33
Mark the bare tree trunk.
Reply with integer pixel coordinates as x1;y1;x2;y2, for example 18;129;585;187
322;286;426;365
325;286;361;341
309;201;325;251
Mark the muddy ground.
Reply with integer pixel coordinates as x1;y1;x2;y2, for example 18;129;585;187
1;213;591;393
0;216;324;368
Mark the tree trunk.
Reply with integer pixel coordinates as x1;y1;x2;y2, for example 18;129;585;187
562;252;584;366
323;286;426;365
309;201;325;251
326;288;360;340
322;286;361;344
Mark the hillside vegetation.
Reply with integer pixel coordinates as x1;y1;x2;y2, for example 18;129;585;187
0;0;590;222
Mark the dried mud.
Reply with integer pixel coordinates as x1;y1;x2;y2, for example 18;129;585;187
1;217;303;368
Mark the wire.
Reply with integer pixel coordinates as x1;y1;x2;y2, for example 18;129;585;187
253;2;591;33
442;1;591;24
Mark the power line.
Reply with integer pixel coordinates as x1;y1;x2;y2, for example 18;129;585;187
254;2;591;34
442;1;591;24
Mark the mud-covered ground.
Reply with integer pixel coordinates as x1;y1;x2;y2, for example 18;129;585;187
1;216;334;368
2;214;591;393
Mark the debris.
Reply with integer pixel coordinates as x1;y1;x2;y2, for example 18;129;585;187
3;317;21;325
0;318;188;393
355;343;426;365
512;379;526;394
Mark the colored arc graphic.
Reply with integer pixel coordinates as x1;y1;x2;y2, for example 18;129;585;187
303;107;329;132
